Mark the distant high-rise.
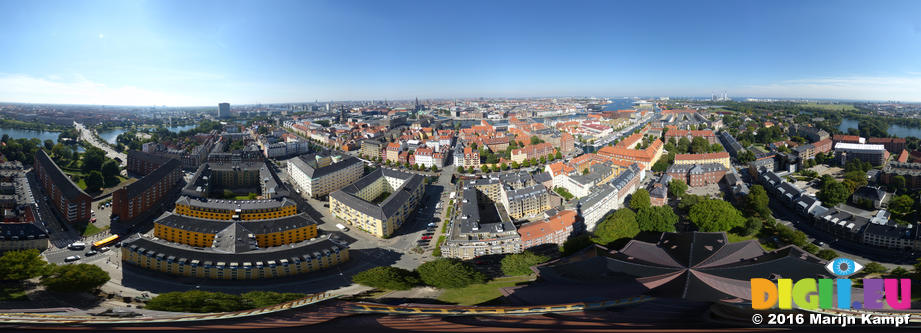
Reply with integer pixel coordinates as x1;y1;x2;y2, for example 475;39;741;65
218;103;230;118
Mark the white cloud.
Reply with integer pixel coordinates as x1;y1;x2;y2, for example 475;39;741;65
738;75;921;102
0;73;212;106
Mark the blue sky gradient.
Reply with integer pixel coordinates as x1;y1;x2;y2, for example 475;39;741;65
1;0;920;105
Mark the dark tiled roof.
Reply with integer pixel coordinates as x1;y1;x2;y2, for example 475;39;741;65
175;196;297;211
123;159;181;198
0;222;48;240
124;236;347;266
288;155;361;179
329;168;423;220
154;211;317;235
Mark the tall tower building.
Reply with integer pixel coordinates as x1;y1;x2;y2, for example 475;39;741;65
218;103;230;118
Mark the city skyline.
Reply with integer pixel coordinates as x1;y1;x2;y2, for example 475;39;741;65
2;0;921;106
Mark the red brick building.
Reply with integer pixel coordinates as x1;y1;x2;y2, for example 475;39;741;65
868;137;907;154
666;163;727;187
127;150;171;176
112;159;182;223
33;150;92;224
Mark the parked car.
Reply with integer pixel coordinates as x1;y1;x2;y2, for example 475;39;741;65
64;255;81;262
427;223;436;227
421;235;433;240
336;223;349;232
423;232;434;236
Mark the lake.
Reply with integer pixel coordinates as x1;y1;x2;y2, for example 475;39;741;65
0;127;85;151
0;127;61;142
838;118;921;138
97;124;198;144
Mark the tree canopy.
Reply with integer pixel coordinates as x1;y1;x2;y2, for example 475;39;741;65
818;177;850;207
144;290;307;313
592;209;639;245
0;249;51;281
745;185;771;218
667;179;688;198
636;206;678;232
688;199;746;232
41;264;110;293
352;266;420;290
889;194;914;217
416;258;486;289
629;189;651;211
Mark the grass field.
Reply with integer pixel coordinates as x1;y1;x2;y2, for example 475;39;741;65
727;232;776;251
799;103;856;111
437;275;534;305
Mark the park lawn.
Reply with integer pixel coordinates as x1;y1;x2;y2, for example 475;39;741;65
0;284;29;301
727;232;776;251
437;275;534;306
798;103;856;111
80;222;108;237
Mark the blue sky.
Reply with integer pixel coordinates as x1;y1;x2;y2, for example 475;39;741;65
1;0;920;105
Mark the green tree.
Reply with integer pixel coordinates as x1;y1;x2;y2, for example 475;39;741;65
651;160;670;172
500;163;508;170
554;151;562;160
818;179;849;207
146;290;249;313
688;199;746;232
690;137;710;154
592;209;639;245
862;262;888;275
816;249;838;261
745;185;771;218
352;266;420;290
500;251;549;276
84;171;104;193
430;165;438;172
629;189;651;211
43;139;54;150
511;161;519;169
0;249;52;281
241;291;307;308
81;147;106;173
480;165;490;173
889;175;906;193
416;258;486;289
539;156;546;164
101;160;120;185
742;217;763;236
636;206;678;232
560;234;593;256
667;179;688;198
530;136;543;145
889;195;914;217
890;267;911;278
41;264;110;293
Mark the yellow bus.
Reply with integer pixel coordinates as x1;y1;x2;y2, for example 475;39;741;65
92;235;120;249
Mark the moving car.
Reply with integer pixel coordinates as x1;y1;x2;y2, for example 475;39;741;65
68;242;86;250
85;250;98;256
64;255;81;262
